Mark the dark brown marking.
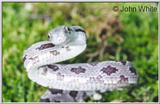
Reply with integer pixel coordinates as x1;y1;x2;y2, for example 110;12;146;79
101;65;118;75
69;91;78;99
129;67;137;74
99;28;108;40
121;61;126;65
118;75;128;83
40;98;50;102
49;89;63;94
71;66;86;74
36;43;55;50
47;65;59;71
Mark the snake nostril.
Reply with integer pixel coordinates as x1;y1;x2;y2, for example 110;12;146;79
67;27;72;32
48;35;50;39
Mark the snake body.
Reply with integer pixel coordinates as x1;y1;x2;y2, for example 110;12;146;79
23;26;137;101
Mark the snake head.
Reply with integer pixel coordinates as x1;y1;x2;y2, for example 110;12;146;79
48;26;69;45
48;26;86;45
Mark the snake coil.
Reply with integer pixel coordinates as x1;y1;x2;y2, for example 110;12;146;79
23;26;137;102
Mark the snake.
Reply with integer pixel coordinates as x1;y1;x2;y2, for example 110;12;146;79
23;26;138;102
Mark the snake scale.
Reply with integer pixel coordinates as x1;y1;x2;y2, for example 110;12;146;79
23;26;138;102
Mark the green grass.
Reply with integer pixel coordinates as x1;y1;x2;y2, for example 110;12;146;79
2;3;158;102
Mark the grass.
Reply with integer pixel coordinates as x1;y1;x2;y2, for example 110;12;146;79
2;3;158;102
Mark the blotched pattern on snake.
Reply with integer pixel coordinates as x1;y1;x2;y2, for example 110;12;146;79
23;26;137;102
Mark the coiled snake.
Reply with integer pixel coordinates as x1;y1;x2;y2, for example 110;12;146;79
23;26;137;102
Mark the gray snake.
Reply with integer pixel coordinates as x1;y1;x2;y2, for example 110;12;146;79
23;26;137;102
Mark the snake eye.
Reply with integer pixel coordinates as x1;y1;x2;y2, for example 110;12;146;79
48;35;50;39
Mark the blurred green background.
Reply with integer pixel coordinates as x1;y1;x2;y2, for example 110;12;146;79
2;3;158;102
